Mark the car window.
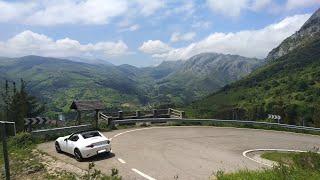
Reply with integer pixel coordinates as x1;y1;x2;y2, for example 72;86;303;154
81;131;101;139
69;134;79;142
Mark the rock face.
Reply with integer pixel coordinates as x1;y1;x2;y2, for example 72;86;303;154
266;8;320;61
178;53;260;81
156;52;262;103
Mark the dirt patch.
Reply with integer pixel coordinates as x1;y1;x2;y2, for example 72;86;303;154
33;149;86;179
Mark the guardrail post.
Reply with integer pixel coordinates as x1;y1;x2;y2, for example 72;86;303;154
94;110;99;129
168;108;172;117
107;117;112;126
153;109;157;118
180;111;186;119
136;111;141;119
28;124;32;132
77;111;81;125
118;111;123;120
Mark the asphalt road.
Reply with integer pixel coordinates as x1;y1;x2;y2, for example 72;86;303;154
37;126;320;180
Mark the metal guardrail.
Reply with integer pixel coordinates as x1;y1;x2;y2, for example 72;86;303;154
98;108;185;123
31;124;93;136
30;118;320;137
111;118;320;132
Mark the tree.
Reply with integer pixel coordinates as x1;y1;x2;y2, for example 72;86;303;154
3;79;45;131
313;103;320;128
284;104;298;125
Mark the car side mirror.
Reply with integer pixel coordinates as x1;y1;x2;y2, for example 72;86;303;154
64;138;68;141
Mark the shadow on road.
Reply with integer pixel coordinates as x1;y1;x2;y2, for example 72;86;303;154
84;152;116;162
59;152;116;162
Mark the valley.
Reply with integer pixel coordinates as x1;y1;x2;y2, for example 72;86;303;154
0;53;261;115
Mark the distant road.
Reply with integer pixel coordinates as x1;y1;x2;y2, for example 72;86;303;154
38;126;320;180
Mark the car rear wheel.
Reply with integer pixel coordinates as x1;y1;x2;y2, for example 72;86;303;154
55;142;62;153
74;148;83;162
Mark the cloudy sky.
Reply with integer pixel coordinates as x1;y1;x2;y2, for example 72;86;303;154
0;0;319;66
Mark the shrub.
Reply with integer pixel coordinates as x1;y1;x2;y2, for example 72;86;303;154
9;132;34;148
292;151;320;170
83;162;122;180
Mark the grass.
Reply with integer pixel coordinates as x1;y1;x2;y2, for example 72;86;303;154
0;133;46;179
261;151;299;165
215;151;320;180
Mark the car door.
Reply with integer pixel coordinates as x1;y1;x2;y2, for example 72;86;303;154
60;137;69;152
66;134;79;154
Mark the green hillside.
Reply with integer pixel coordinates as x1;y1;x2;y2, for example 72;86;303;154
0;56;147;115
186;37;320;127
0;53;260;115
155;53;262;104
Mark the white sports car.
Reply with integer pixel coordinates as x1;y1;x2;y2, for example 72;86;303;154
55;130;111;161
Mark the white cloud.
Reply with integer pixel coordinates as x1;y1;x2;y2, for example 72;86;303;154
128;24;140;31
285;0;320;10
206;0;249;17
165;1;195;17
139;40;172;54
170;32;196;42
206;0;319;17
0;30;128;58
192;21;212;29
144;14;311;60
120;24;140;32
0;1;36;22
25;0;128;26
0;0;165;26
250;0;272;11
134;0;165;16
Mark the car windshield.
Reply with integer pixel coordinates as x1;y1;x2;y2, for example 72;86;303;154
81;131;101;139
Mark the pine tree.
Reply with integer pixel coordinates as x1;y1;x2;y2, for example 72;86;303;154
3;79;45;131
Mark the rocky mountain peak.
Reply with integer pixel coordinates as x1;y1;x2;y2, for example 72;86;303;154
266;8;320;61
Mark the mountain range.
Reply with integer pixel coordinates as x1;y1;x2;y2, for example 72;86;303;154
187;8;320;127
0;53;261;114
3;8;319;122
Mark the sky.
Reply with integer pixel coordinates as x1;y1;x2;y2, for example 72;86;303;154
0;0;319;67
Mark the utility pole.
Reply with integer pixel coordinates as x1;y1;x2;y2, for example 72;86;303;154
1;122;11;180
5;80;9;122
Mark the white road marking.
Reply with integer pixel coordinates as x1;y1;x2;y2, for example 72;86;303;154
132;168;156;180
110;126;197;141
110;127;160;141
109;125;320;142
117;158;126;164
242;148;310;167
108;127;319;178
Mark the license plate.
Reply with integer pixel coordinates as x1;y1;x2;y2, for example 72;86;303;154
97;149;107;154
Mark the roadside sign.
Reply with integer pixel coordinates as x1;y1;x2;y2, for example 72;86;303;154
268;114;281;123
0;121;16;138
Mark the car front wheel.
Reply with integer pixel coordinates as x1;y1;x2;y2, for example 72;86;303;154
55;142;62;153
74;148;83;162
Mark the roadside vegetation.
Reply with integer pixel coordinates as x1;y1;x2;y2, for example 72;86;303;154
187;38;320;127
169;120;320;136
0;132;122;179
214;151;320;180
260;151;300;165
